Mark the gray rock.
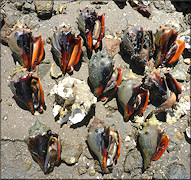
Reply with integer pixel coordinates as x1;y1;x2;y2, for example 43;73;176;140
124;149;142;173
34;1;54;20
22;2;34;14
1;3;22;44
3;2;17;12
161;58;190;82
30;3;36;13
171;68;188;82
4;14;18;27
1;9;25;45
14;2;25;11
37;63;51;80
1;23;11;45
22;3;30;13
124;136;137;152
153;170;164;179
167;139;180;153
184;13;191;26
61;141;83;165
3;6;21;27
165;162;189;179
153;1;176;13
84;147;94;159
19;13;40;30
112;167;123;178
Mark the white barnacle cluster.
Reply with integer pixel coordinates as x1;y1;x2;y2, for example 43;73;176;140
50;76;97;125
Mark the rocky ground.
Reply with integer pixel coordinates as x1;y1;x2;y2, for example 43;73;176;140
1;0;191;179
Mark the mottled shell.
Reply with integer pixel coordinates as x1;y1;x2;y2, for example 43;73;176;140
138;125;162;170
27;119;50;139
9;73;35;113
51;26;72;67
87;117;120;172
88;47;114;95
117;79;140;118
121;25;137;57
8;25;32;66
87;117;106;165
51;28;63;67
77;7;97;36
122;25;154;60
9;73;46;115
26;119;61;174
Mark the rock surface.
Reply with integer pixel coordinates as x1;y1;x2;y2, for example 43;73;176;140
1;0;190;179
34;1;53;19
165;162;189;179
124;149;142;174
61;141;83;165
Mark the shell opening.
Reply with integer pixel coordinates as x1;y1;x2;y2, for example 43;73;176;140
69;108;86;124
106;130;119;167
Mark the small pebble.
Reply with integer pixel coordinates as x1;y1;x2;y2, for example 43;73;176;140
112;167;120;177
82;156;87;163
86;163;89;169
106;113;113;118
105;104;108;108
69;157;76;164
89;169;96;176
128;132;132;136
24;158;32;171
183;58;190;65
175;132;184;140
125;136;131;142
3;115;8;121
184;95;190;102
68;175;72;179
105;35;113;39
55;174;59;178
46;37;51;44
6;99;13;106
78;166;87;175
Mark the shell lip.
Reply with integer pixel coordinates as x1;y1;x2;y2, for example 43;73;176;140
9;73;46;115
122;24;155;73
51;26;81;75
125;85;149;121
8;25;44;72
101;127;120;171
87;118;121;172
78;7;104;51
27;129;61;174
138;124;169;171
154;26;183;68
95;67;122;101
